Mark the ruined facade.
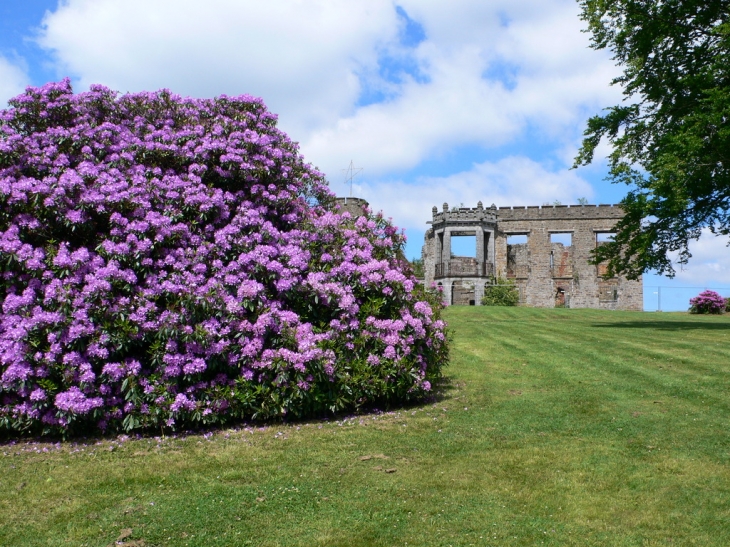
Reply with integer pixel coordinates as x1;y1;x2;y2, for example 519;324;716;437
422;202;643;310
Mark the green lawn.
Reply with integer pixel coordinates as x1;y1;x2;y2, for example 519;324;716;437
2;307;730;546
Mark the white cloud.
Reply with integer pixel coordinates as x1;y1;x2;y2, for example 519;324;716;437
0;55;29;107
302;49;520;176
673;231;730;286
35;0;634;260
36;0;623;182
301;0;623;178
38;0;400;138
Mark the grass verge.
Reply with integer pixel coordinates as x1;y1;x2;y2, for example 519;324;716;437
2;307;730;546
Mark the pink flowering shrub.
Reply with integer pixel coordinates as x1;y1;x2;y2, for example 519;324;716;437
689;290;726;314
0;80;448;437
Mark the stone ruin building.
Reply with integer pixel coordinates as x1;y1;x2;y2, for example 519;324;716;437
422;202;643;309
335;196;370;218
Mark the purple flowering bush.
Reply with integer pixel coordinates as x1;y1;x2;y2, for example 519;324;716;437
0;80;448;437
689;290;726;314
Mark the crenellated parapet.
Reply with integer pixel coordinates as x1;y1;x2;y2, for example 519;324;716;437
429;201;498;228
496;204;624;221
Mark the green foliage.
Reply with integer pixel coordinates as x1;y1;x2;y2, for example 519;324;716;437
409;257;425;279
575;0;730;279
481;277;520;306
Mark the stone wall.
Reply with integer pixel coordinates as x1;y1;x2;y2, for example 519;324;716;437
506;243;529;278
423;203;643;310
335;197;369;218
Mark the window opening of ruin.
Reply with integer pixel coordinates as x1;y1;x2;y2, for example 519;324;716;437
550;233;572;246
506;234;528;245
506;234;529;279
450;235;476;258
595;233;616;277
550;233;573;275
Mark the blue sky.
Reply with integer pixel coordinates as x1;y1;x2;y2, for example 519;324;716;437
1;0;728;310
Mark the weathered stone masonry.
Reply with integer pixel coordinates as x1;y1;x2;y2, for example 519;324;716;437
422;202;643;310
335;196;369;218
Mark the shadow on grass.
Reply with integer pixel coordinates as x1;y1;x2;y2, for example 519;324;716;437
592;320;730;331
431;375;459;402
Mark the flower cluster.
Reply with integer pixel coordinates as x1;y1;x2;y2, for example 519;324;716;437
0;80;448;437
688;290;726;315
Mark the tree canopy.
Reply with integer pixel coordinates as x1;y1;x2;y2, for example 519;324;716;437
575;0;730;279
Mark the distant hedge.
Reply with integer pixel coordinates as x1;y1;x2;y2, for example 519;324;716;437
0;80;448;437
481;278;520;306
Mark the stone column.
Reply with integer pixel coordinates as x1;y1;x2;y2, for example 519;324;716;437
442;229;452;264
475;226;485;263
474;281;485;306
526;227;551;307
572;225;598;308
440;203;450;265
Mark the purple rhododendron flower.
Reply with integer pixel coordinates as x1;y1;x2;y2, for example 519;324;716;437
29;388;46;401
689;290;726;314
0;80;449;437
171;393;196;413
55;387;103;415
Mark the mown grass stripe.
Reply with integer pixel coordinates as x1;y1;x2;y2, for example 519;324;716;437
2;307;730;546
